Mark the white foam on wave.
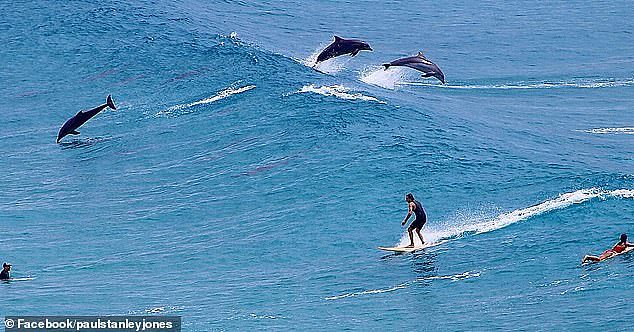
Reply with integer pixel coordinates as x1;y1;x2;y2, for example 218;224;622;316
399;188;634;247
128;305;185;315
400;78;634;90
611;189;634;198
359;66;410;89
578;127;634;135
296;84;384;103
155;85;255;117
325;271;480;300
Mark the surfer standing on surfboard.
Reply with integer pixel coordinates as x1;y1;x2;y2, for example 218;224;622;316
402;193;427;247
0;263;11;280
582;234;634;263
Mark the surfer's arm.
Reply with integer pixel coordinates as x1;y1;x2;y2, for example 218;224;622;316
401;213;411;226
401;203;414;226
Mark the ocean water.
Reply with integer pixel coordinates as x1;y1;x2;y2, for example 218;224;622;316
2;1;634;330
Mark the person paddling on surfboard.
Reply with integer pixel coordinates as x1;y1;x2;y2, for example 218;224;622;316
582;234;634;263
402;193;427;247
0;263;11;280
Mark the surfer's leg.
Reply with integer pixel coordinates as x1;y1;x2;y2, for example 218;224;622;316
406;226;415;247
415;228;425;245
594;249;616;261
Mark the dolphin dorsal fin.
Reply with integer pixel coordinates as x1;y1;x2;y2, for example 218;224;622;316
334;35;343;41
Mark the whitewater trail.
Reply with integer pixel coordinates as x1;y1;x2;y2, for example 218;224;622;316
399;78;634;90
578;127;634;135
295;84;384;104
326;271;481;300
154;85;256;118
398;188;634;247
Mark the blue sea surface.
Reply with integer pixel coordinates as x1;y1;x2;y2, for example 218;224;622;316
2;1;634;330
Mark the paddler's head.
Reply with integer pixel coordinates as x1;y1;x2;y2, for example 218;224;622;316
2;263;11;271
405;193;415;203
620;234;627;243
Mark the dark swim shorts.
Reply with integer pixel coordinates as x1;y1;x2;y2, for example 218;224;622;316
410;217;426;229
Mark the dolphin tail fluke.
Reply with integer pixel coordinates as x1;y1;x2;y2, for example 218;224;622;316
106;95;116;110
382;64;391;70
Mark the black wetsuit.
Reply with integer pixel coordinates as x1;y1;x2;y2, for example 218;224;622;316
410;200;427;229
0;270;10;280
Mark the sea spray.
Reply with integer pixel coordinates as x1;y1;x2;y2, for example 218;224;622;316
360;66;410;89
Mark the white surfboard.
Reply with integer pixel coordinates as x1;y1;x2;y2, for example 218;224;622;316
378;239;449;253
582;246;634;265
2;277;34;282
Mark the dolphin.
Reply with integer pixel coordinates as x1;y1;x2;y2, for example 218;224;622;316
56;95;116;143
383;52;445;84
315;36;372;64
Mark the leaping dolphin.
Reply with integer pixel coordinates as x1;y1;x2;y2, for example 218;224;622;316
383;52;445;84
315;36;372;64
56;95;116;143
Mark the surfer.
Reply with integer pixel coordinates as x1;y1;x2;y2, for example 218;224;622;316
0;263;11;280
582;234;634;263
401;193;427;247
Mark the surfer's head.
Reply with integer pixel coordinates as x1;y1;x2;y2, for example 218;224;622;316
405;193;415;202
620;233;627;243
2;263;10;271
